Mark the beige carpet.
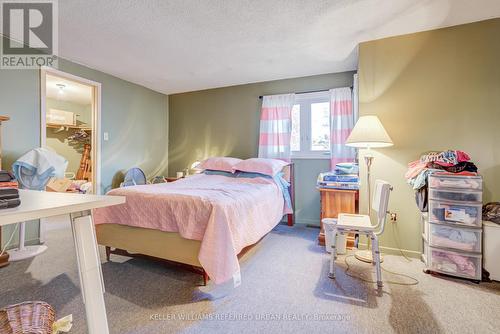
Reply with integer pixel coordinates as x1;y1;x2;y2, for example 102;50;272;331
1;224;499;334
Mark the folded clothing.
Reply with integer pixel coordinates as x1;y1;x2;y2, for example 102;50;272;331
431;235;476;252
408;168;442;190
0;196;20;209
405;160;429;179
318;164;359;190
429;161;478;174
429;174;481;190
0;170;15;182
0;188;19;200
433;225;477;244
0;170;20;209
334;163;359;175
432;205;478;225
317;182;360;190
420;150;470;166
322;174;359;182
432;249;477;277
433;190;479;202
0;181;18;188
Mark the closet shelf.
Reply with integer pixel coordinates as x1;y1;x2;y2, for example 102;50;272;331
46;123;92;131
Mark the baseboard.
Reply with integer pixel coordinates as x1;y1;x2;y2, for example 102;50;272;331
294;218;320;226
5;238;41;250
357;243;420;259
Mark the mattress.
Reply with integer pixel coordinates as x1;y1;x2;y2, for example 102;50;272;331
93;173;287;284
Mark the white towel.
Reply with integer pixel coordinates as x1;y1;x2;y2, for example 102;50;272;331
12;148;68;190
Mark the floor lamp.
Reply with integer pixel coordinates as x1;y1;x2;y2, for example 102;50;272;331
7;222;48;261
345;115;393;263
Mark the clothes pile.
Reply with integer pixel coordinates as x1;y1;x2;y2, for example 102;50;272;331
317;162;359;190
483;202;500;225
0;171;20;209
405;150;478;212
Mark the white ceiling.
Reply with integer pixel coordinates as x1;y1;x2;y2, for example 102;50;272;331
46;74;92;105
58;0;500;94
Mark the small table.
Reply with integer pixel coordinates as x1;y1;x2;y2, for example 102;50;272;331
318;188;358;246
0;190;125;334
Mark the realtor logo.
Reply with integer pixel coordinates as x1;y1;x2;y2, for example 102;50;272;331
1;0;58;69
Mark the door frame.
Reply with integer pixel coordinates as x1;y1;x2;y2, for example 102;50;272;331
40;66;102;194
39;67;102;240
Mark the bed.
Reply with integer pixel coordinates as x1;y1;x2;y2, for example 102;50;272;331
93;164;294;285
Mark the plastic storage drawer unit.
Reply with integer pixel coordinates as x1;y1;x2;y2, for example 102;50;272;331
428;223;481;253
422;217;429;241
429;246;481;280
422;240;429;265
429;188;482;203
428;174;482;190
428;200;482;227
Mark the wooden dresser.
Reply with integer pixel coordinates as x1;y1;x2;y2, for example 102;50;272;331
318;188;358;247
0;115;10;268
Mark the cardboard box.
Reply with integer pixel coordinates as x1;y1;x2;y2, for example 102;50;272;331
46;178;73;193
46;109;76;126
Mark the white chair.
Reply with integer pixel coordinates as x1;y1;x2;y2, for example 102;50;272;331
323;180;392;287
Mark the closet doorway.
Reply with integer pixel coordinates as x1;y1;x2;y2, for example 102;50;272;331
40;67;101;195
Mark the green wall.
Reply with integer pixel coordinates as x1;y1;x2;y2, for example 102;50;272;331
1;57;169;247
357;18;500;255
293;159;330;225
169;72;354;225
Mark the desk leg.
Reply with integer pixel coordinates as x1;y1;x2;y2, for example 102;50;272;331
70;210;109;334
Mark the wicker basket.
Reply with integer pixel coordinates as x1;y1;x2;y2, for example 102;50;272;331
0;301;55;334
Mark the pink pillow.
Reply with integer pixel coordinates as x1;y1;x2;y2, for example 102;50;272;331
198;157;242;173
232;158;289;177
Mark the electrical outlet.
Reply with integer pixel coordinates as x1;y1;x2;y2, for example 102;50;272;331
390;212;398;222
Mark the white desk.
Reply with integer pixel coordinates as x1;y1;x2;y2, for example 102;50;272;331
0;190;125;334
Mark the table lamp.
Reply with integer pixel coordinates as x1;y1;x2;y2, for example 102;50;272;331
190;160;202;174
345;115;393;263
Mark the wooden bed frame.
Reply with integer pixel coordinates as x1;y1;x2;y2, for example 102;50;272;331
96;163;295;285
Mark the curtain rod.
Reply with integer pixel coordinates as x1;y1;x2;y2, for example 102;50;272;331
258;86;353;99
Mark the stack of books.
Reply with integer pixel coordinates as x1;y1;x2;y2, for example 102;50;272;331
0;171;20;209
317;163;360;190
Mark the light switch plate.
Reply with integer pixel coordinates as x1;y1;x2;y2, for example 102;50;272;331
103;132;109;141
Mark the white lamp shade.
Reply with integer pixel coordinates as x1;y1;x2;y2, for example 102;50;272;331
345;115;393;148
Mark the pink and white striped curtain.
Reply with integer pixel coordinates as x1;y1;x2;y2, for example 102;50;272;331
329;87;356;169
258;93;295;161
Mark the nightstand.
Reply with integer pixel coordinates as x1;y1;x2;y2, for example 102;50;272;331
318;188;358;247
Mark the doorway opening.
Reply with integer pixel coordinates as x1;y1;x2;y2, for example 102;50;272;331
40;68;101;195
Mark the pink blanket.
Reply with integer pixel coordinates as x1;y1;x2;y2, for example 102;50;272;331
93;174;287;284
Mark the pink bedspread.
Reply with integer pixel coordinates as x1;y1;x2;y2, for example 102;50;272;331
93;174;287;284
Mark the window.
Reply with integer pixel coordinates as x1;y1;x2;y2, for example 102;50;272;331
291;91;331;158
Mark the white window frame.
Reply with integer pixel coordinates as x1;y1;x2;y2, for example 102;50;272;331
291;91;331;159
